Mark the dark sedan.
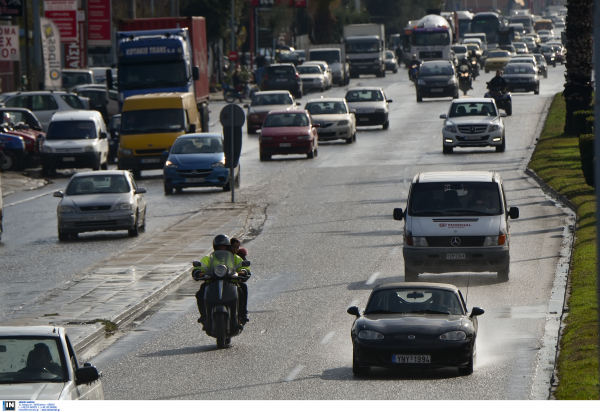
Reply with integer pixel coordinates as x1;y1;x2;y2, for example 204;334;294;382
415;60;459;102
348;282;484;376
261;64;303;99
503;63;540;94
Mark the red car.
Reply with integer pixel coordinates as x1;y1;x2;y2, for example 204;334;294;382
259;110;319;161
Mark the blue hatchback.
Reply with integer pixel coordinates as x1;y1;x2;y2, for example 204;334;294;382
163;133;240;194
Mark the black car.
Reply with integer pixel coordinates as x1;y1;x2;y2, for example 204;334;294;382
503;63;540;94
261;64;303;99
540;45;557;67
415;60;459;102
348;282;484;376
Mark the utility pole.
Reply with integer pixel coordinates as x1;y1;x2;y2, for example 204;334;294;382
33;0;41;90
127;0;136;19
230;0;235;71
594;0;600;396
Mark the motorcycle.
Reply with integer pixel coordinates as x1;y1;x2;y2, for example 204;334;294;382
223;83;259;103
0;133;26;171
485;83;512;116
193;250;251;349
458;64;472;96
408;64;419;83
470;57;480;80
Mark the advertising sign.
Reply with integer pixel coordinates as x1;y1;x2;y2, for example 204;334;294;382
0;0;24;16
88;0;111;46
0;25;19;61
40;17;63;90
65;10;86;68
44;0;77;43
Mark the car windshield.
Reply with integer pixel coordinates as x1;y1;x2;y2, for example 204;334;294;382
264;113;309;127
62;72;93;88
345;90;383;102
345;39;379;53
452;46;468;53
513;43;526;48
171;136;223;154
0;338;67;384
268;66;296;75
551;45;562;52
488;51;510;58
505;64;536;74
365;288;464;315
305;101;347;115
466;44;480;51
46;121;97;140
119;61;187;90
66;175;130;195
408;182;502;216
251;94;292;106
121;109;184;134
449;102;497;118
417;64;454;77
298;66;322;75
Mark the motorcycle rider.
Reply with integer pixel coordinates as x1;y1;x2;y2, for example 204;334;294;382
407;54;421;79
489;70;507;90
193;234;250;329
459;56;473;89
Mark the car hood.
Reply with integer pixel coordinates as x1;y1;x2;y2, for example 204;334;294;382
167;153;223;167
249;104;294;115
446;115;500;126
260;126;311;137
485;57;511;64
45;139;98;149
310;114;351;123
408;215;500;236
0;382;65;400
359;314;467;335
346;101;386;113
62;193;132;208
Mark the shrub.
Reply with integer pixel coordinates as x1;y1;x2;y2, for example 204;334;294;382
573;110;594;136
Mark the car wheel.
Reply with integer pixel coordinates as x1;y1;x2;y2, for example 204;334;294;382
404;265;418;281
321;87;326;92
352;353;369;376
382;120;389;130
164;183;173;195
496;136;506;152
443;145;453;154
416;93;423;102
224;92;236;103
259;152;271;161
497;263;509;282
534;85;540;95
544;71;548;78
393;68;398;74
223;177;232;191
128;212;140;237
454;89;460;99
505;102;512;116
58;230;69;241
140;208;147;232
458;350;474;376
100;161;108;170
553;61;556;67
382;68;386;77
1;151;19;171
345;135;353;144
352;132;357;143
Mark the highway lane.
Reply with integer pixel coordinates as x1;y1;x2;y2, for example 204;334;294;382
86;63;572;399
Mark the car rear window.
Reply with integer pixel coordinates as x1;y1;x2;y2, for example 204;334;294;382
61;94;85;109
268;66;296;75
418;64;454;76
305;101;347;115
298;66;322;75
251;94;293;106
409;182;502;216
505;64;536;74
264;113;308;127
345;90;383;102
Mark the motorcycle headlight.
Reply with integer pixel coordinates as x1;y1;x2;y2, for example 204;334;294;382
417;79;426;86
120;148;133;156
488;123;501;132
164;160;178;168
358;330;384;340
58;206;75;213
445;123;457;133
214;264;228;278
211;159;225;168
41;145;52;153
440;331;467;341
115;203;133;210
337;120;349;126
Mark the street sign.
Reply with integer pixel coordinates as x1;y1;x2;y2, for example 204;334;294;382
0;26;20;62
220;104;245;203
228;51;238;62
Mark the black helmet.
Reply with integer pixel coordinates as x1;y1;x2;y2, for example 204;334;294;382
213;234;231;250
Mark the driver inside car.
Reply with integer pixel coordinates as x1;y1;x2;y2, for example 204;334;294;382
19;343;63;376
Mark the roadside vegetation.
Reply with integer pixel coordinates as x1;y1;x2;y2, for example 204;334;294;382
528;93;599;399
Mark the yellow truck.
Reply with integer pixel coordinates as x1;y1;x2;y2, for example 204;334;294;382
118;92;201;177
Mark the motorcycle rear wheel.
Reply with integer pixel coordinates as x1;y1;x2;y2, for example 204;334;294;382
224;92;236;104
214;313;228;349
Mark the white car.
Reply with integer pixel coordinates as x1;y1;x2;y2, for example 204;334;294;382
305;98;357;144
440;98;507;153
509;54;538;71
0;91;87;131
344;87;391;129
303;61;333;90
297;65;326;92
0;326;104;400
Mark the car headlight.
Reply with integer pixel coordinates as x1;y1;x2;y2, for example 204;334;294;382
214;264;228;278
358;330;384;340
337;120;349;126
445;124;457;133
41;145;52;153
120;148;133;156
211;159;225;168
448;77;456;84
417;79;426;85
374;108;385;113
58;206;75;213
488;123;501;132
412;236;428;247
440;331;467;341
249;114;259;120
115;203;133;210
484;233;506;246
164;160;177;168
297;135;311;140
85;145;95;152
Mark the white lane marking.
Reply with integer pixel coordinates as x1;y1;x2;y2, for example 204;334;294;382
285;365;305;382
4;190;55;207
366;272;380;285
320;331;335;345
388;247;399;257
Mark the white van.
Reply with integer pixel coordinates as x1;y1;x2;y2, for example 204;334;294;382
393;171;519;282
40;111;109;175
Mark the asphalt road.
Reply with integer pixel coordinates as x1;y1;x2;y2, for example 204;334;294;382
64;62;574;399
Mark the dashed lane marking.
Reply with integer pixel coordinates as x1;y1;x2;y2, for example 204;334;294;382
366;272;380;285
285;365;305;382
5;190;55;207
320;331;335;345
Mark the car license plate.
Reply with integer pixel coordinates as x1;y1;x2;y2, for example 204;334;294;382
276;78;287;82
84;215;106;221
141;158;160;163
359;117;369;122
465;136;481;140
431;88;443;92
63;157;75;162
514;88;526;92
359;66;367;69
447;253;466;259
392;355;431;364
185;178;205;183
280;143;291;147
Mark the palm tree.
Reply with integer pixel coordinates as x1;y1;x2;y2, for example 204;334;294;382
563;0;594;134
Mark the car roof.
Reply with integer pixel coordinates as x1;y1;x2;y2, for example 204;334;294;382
51;110;103;121
253;91;293;96
305;61;328;65
451;98;495;104
70;170;128;178
267;109;308;115
413;170;499;184
177;133;223;139
0;107;35;114
0;326;65;337
306;97;345;103
346;87;384;92
373;282;460;292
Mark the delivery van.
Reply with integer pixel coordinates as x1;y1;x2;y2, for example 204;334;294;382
118;92;201;177
393;171;519;282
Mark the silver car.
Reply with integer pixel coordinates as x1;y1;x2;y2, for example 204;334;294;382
305;98;357;144
54;170;147;240
345;87;392;129
297;65;326;92
303;61;333;90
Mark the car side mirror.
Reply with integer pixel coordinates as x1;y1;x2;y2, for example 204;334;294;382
75;366;100;385
135;188;147;194
243;104;249;109
509;206;519;219
313;123;321;128
393;208;404;221
387;99;393;103
349;109;356;114
500;113;507;117
347;306;361;317
470;307;485;317
162;150;169;157
241;260;251;267
192;66;200;81
53;190;64;198
439;114;447;119
188;124;196;133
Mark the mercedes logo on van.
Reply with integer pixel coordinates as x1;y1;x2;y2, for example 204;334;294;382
191;170;197;175
471;126;477;133
408;335;416;340
451;237;461;247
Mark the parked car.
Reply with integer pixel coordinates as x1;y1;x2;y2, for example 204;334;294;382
0;132;25;171
503;63;540;94
0;326;104;399
304;98;357;144
297;65;326;92
414;60;458;102
383;50;399;73
348;283;484;376
345;87;392;128
303;61;333;90
244;91;299;134
261;64;303;98
162;133;240;194
258;110;319;161
0;91;87;131
53;170;147;240
62;69;95;91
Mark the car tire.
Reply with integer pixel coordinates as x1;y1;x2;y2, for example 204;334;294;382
352;132;357;143
259;152;271;161
544;71;548;79
58;230;69;241
458;350;474;376
534;85;540;95
101;161;108;170
553;61;556;67
224;92;236;103
1;151;19;171
497;264;509;282
443;145;453;154
382;69;386;78
496;136;506;152
352;353;369;376
404;265;418;282
345;136;353;144
383;120;389;130
393;68;398;74
454;89;460;99
164;183;173;195
128;213;140;237
223;178;232;191
505;103;512;116
416;93;423;102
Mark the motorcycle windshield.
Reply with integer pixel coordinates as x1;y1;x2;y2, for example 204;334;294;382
209;250;237;276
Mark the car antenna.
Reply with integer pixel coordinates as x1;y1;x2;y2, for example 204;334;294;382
465;275;471;307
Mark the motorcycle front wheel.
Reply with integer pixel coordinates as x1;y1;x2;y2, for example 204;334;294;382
224;92;236;103
214;312;228;349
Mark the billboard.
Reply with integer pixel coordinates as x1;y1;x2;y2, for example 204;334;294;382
40;17;63;90
88;0;111;46
44;0;77;43
0;0;24;17
0;25;19;61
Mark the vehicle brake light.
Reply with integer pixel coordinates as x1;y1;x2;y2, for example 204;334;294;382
498;234;506;245
405;235;413;246
295;73;300;80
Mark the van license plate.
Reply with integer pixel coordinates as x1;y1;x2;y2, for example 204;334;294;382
431;88;443;92
447;253;466;259
359;117;369;122
514;88;526;92
185;178;205;183
141;158;160;163
280;143;291;147
63;157;75;161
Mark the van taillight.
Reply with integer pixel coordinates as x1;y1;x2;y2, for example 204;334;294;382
405;235;413;246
